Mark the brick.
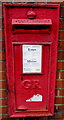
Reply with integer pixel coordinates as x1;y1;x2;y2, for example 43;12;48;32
60;1;64;4
54;114;64;119
0;1;2;6
58;51;64;60
60;89;64;96
0;6;2;17
57;61;64;70
48;2;64;4
55;97;63;104
0;29;2;40
57;71;64;79
55;89;64;96
50;0;64;2
0;18;2;28
0;116;2;120
59;30;64;40
60;19;64;29
0;115;8;120
0;51;6;60
0;62;6;71
55;89;58;96
0;72;6;80
0;81;7;89
0;0;11;2
58;41;64;50
0;41;5;50
13;0;64;2
56;80;64;88
0;115;2;120
58;105;64;110
24;117;45;120
0;117;18;120
0;90;7;97
13;0;35;2
54;105;64;113
0;0;61;2
0;114;18;120
61;7;64;17
0;0;63;2
0;99;8;106
0;0;44;2
0;107;8;114
0;100;2;106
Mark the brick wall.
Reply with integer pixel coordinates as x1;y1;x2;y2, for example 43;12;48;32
0;0;64;120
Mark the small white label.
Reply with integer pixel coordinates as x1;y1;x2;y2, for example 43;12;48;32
23;45;42;73
26;94;42;102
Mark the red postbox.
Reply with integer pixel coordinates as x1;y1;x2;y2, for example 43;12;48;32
3;3;60;117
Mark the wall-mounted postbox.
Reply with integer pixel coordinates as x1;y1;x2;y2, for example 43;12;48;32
3;4;60;117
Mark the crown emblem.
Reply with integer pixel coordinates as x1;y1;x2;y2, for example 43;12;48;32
27;9;36;19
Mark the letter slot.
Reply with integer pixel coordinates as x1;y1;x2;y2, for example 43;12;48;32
12;19;52;34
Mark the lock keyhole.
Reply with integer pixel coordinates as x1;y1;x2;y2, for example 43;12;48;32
21;77;24;80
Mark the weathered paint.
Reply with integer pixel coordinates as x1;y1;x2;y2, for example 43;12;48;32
3;3;60;117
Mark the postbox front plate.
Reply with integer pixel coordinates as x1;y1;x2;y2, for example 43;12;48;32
3;4;60;117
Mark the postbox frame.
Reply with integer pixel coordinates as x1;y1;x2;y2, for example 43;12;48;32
3;3;60;117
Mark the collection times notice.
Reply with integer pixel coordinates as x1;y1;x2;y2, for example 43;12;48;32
23;45;42;73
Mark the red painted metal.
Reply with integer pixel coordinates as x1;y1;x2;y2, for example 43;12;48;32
12;19;52;25
3;3;60;117
27;9;36;19
12;19;52;34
